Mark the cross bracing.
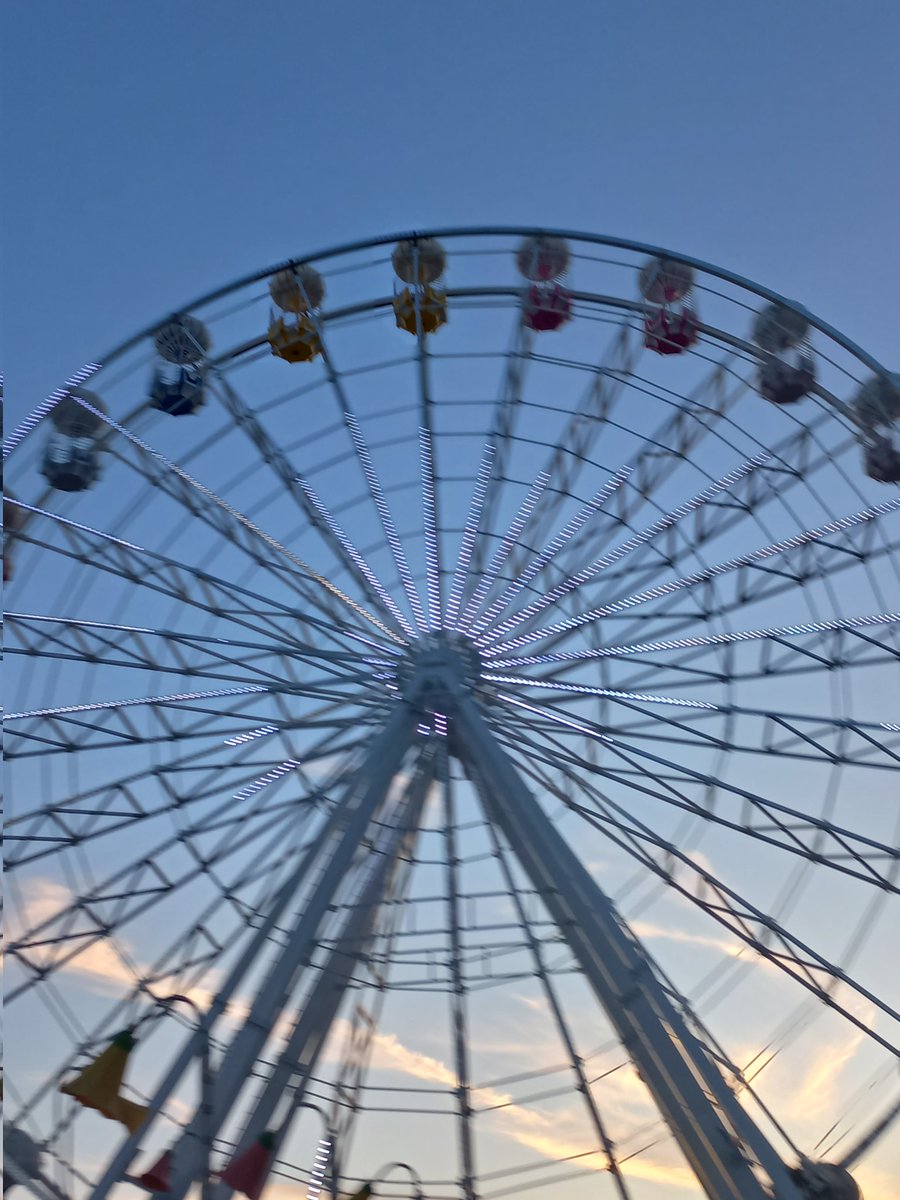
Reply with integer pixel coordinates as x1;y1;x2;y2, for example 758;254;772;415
5;229;898;1200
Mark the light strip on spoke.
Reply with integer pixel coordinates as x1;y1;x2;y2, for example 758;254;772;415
488;611;900;667
484;673;718;709
478;452;769;647
485;496;900;654
73;397;407;644
468;465;633;637
419;425;442;630
445;440;495;629
457;469;551;632
3;363;102;457
8;685;270;722
298;477;416;638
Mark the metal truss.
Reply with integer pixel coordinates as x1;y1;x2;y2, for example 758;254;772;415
5;229;897;1200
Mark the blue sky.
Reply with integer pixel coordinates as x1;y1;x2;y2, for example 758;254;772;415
4;1;899;424
4;6;899;1200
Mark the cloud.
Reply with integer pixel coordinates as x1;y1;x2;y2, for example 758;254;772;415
855;1163;900;1200
775;992;877;1126
9;876;216;1007
629;919;744;957
353;1024;700;1192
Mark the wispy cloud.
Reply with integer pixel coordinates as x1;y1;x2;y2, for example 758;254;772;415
629;919;743;957
10;876;216;1007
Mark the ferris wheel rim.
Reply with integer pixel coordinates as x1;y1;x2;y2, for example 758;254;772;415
5;226;898;1200
4;225;895;462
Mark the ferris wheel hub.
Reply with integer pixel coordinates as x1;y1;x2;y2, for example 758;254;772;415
395;632;484;711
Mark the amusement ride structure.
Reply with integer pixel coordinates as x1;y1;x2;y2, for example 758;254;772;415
4;229;899;1200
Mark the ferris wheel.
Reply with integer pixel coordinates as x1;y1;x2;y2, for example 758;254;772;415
4;228;900;1200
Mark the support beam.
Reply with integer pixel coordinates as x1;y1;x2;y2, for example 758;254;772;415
89;704;417;1200
207;750;436;1200
454;693;804;1200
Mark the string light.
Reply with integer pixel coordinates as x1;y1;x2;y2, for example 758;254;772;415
479;452;769;646
298;477;416;638
445;441;495;628
419;426;442;630
457;469;551;631
8;685;268;723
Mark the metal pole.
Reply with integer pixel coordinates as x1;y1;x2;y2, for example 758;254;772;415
198;1020;213;1200
134;994;212;1200
454;692;804;1200
211;753;434;1200
158;703;417;1200
90;704;415;1200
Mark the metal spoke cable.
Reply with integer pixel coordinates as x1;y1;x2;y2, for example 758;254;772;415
212;374;415;641
476;451;769;648
494;691;898;887
466;466;633;638
73;396;407;644
489;704;900;1050
481;495;900;656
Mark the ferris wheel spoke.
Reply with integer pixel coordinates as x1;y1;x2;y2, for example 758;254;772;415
487;671;900;770
466;467;633;639
596;544;900;679
493;693;898;890
211;374;416;640
80;396;406;644
480;413;869;662
507;321;642;573
580;399;900;633
410;284;445;630
9;498;399;661
515;352;754;610
454;466;552;633
4;684;378;761
491;611;900;673
294;475;419;638
482;495;900;659
5;716;369;868
4;612;367;693
464;317;535;585
581;430;877;619
486;715;900;1054
467;317;646;616
5;686;276;759
295;311;430;634
477;448;770;648
445;441;497;628
5;740;365;1004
